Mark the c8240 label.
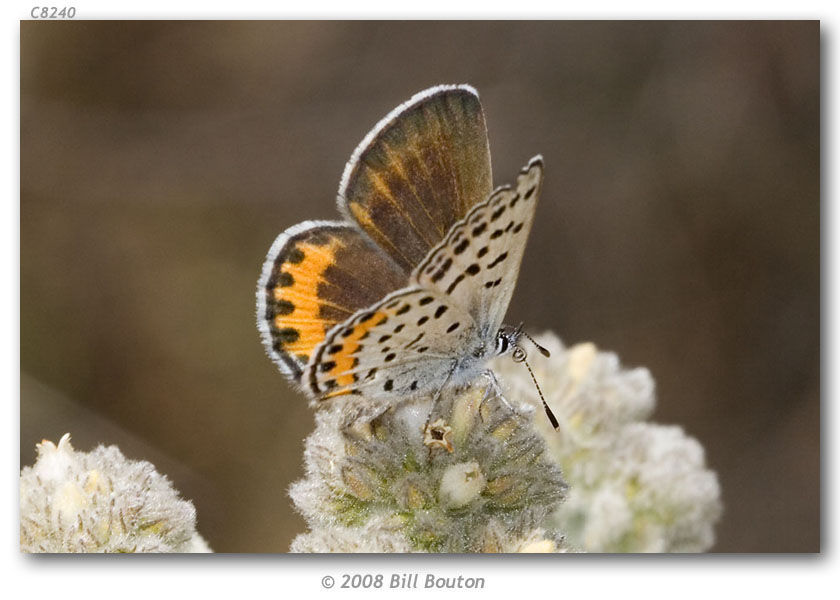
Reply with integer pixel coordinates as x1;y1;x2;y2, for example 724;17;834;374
31;7;76;18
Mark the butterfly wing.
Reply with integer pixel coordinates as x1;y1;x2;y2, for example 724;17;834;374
305;288;477;401
337;85;493;273
412;157;544;337
304;158;543;402
261;86;541;405
257;221;407;381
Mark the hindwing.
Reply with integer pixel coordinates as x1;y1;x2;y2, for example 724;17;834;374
257;221;407;380
305;288;476;401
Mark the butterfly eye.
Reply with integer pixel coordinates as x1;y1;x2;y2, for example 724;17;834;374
496;332;511;354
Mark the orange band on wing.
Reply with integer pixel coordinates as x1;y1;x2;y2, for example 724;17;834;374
271;238;345;361
319;311;389;398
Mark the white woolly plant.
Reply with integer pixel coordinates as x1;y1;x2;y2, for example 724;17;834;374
292;332;722;553
491;333;723;553
20;434;210;553
290;385;569;553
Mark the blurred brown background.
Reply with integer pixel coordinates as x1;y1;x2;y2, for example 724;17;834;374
20;21;819;552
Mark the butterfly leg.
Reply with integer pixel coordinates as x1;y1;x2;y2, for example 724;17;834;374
479;369;521;417
422;360;460;442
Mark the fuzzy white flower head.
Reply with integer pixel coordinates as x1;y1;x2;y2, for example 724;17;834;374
290;384;567;553
291;515;415;553
493;335;655;452
292;519;569;554
554;424;722;552
479;522;572;553
20;434;210;553
492;332;722;552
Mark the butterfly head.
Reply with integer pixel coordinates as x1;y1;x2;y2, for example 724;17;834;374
494;325;522;358
496;324;559;430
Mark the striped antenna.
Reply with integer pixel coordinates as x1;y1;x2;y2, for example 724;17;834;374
512;344;559;430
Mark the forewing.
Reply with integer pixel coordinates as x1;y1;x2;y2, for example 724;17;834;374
257;222;407;381
338;85;493;272
305;288;477;401
412;157;543;334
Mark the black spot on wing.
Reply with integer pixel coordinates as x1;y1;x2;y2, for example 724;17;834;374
406;332;424;348
487;252;508;269
472;222;487;236
287;248;305;264
446;274;465;294
272;299;295;316
432;257;453;283
277;328;300;343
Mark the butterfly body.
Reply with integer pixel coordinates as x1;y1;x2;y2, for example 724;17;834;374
257;84;543;406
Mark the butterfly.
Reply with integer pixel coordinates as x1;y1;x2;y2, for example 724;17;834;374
257;84;553;422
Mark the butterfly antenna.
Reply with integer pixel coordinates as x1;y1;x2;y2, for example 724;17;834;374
521;331;551;357
512;346;559;430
